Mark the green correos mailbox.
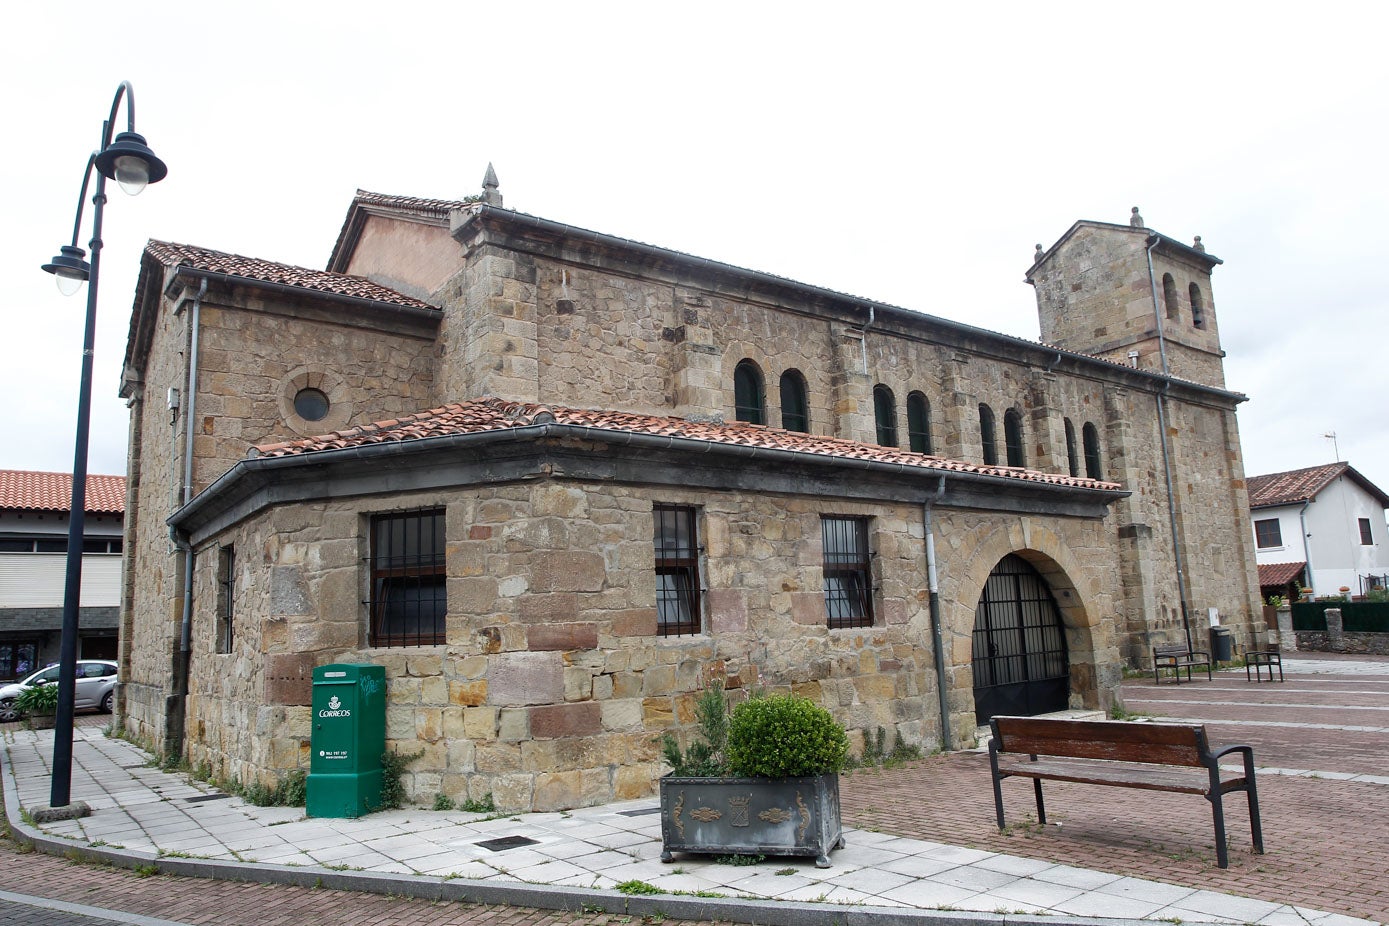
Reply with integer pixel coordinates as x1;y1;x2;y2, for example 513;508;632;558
306;663;386;818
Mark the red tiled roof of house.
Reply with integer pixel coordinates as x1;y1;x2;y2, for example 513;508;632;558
1247;463;1350;508
252;397;1122;491
0;470;125;514
145;241;437;311
1258;562;1306;588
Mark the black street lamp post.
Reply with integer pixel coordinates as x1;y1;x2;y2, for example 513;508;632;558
41;81;166;809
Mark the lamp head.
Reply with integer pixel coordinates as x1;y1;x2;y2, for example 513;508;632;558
94;131;168;195
41;245;91;296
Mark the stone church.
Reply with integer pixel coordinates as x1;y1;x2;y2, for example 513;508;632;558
117;172;1262;810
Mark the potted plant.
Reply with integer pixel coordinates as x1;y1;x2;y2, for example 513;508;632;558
658;683;849;868
15;682;60;731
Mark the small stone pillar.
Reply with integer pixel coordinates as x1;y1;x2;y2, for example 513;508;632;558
1274;606;1297;652
1325;608;1344;652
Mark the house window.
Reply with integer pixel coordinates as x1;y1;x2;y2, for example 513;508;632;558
1254;518;1283;549
1189;283;1206;329
1082;422;1102;480
779;370;809;432
734;360;765;425
370;509;446;647
1004;408;1025;467
907;392;931;454
216;545;235;654
822;516;873;629
1162;273;1180;321
1359;518;1374;545
1064;418;1079;477
873;385;897;447
654;505;700;636
293;387;330;422
979;404;998;466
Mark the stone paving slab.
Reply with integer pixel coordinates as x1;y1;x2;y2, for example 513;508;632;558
2;724;1373;925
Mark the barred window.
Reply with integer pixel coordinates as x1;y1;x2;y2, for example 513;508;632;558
654;505;700;636
1082;422;1102;480
979;404;998;466
873;385;898;447
822;516;873;629
216;545;235;654
1004;408;1025;468
1064;418;1079;477
370;509;446;647
907;392;931;454
734;360;766;425
780;369;809;432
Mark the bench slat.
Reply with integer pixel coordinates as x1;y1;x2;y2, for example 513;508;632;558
993;757;1226;794
992;717;1207;767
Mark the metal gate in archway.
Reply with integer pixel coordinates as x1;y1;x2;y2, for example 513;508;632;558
971;553;1069;724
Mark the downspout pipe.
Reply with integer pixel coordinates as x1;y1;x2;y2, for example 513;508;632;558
1146;238;1193;651
1298;500;1315;594
858;304;875;375
170;276;206;761
924;476;952;750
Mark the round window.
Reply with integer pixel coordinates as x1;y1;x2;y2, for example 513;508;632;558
293;388;330;422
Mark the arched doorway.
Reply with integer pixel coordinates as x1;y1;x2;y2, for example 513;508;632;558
971;553;1069;723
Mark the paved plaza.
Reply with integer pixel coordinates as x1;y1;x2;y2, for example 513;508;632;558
2;652;1385;926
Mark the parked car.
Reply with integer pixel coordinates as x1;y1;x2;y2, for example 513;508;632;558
0;660;118;723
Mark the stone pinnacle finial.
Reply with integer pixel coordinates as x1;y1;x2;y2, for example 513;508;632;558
1034;243;1044;263
482;163;502;207
1129;206;1144;228
1193;235;1205;252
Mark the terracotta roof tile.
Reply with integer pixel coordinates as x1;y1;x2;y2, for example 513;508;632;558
145;240;437;311
1258;562;1306;588
252;398;1121;492
0;470;125;514
1247;463;1349;508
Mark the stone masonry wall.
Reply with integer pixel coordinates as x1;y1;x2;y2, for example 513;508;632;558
181;478;1121;810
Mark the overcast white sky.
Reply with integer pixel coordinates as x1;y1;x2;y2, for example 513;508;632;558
4;3;1387;501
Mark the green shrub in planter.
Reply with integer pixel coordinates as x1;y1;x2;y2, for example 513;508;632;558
726;694;848;778
14;683;59;716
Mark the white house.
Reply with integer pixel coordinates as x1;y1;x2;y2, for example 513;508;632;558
0;470;125;680
1247;462;1389;600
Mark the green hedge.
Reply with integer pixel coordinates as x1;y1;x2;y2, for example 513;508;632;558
1292;602;1389;633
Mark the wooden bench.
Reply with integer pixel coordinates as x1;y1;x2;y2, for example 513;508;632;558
1246;644;1284;682
1152;642;1212;684
988;715;1263;868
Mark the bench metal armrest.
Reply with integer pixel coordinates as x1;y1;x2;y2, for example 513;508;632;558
1212;743;1257;778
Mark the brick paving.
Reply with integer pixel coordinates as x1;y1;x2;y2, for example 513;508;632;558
0;834;716;926
839;655;1389;924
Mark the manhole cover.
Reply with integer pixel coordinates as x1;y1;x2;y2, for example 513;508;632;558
476;835;540;852
185;794;232;803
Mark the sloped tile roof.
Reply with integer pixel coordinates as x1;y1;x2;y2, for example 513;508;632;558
0;470;125;514
1247;463;1350;507
1258;562;1306;588
145;241;437;311
252;397;1121;491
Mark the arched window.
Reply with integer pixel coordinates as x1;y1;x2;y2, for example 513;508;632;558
734;360;765;425
779;369;809;432
1004;408;1025;467
979;404;998;466
1162;273;1180;321
873;385;898;447
1189;283;1206;329
907;392;932;454
1064;418;1079;477
1083;422;1102;479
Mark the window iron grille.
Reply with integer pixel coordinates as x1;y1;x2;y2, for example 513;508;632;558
370;509;447;647
654;505;700;636
822;516;873;629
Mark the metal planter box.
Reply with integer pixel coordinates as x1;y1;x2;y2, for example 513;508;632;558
659;773;844;868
